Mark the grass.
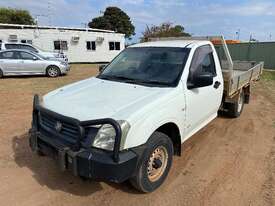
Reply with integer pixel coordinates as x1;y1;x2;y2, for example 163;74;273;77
262;70;275;81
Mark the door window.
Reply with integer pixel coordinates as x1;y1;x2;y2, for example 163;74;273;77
188;45;216;84
0;51;16;59
19;51;36;60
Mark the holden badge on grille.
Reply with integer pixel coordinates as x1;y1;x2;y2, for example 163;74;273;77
55;121;62;133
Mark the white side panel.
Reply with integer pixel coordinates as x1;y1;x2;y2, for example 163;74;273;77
0;28;125;63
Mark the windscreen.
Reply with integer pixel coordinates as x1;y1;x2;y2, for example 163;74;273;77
99;47;190;87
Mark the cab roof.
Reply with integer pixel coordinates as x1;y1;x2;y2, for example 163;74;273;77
129;40;211;49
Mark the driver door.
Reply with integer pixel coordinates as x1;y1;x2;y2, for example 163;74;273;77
184;45;223;138
18;51;44;73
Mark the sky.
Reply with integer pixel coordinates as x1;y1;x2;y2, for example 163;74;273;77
0;0;275;43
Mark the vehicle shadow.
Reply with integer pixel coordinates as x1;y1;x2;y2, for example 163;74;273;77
12;132;103;196
11;131;206;196
1;75;46;79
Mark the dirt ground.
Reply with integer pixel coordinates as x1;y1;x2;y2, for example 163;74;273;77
0;65;275;206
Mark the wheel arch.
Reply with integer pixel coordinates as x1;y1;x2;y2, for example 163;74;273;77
46;64;60;71
155;122;181;156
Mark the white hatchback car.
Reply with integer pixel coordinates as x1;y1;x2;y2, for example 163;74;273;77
0;49;70;78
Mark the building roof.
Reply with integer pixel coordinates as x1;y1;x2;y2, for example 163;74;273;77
0;23;122;34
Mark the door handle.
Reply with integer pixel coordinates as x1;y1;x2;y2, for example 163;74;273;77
214;81;221;89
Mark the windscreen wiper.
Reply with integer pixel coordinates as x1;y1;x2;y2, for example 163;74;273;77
99;75;170;86
136;80;171;86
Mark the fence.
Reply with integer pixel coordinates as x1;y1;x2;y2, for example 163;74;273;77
215;42;275;70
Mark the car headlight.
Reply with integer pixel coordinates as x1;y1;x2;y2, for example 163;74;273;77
60;61;67;66
92;120;130;151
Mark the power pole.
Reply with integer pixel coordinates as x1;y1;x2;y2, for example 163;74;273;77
47;0;52;26
236;29;240;40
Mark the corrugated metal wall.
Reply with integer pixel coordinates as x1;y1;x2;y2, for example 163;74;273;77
215;42;275;70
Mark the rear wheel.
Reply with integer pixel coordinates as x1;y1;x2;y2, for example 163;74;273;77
227;90;245;118
0;69;3;78
130;132;173;193
46;66;60;77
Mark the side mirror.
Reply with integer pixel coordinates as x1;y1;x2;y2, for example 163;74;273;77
99;64;107;73
187;73;214;89
32;56;38;61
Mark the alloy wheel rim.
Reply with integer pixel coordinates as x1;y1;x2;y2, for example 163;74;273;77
48;67;58;77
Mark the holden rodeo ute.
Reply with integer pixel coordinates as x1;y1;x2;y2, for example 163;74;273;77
29;36;263;192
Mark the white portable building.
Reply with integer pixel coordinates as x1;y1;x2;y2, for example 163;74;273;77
0;23;125;63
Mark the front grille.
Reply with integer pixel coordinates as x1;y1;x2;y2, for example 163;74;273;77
39;112;80;143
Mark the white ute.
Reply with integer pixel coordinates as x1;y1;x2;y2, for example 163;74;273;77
29;36;263;192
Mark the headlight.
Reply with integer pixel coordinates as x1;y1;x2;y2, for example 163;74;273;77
60;61;67;66
92;120;130;151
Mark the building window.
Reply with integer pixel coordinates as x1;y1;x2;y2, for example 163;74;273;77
109;42;120;50
21;39;33;44
54;40;68;50
86;41;96;51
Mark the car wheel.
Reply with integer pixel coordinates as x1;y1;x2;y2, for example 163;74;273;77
227;90;245;118
130;131;173;193
46;66;60;77
0;69;3;78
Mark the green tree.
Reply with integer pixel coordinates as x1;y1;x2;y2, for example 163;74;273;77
0;7;35;25
88;7;135;39
141;22;191;42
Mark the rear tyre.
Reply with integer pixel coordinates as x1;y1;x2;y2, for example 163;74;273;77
130;132;173;193
0;69;3;78
227;90;245;118
46;66;60;77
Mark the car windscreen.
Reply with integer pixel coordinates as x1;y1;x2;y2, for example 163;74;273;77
98;47;190;87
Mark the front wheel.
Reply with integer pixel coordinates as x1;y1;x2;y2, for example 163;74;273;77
130;132;173;193
0;69;3;78
46;66;60;77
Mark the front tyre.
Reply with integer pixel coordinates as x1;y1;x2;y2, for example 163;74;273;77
0;69;3;78
130;132;173;193
46;66;60;77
